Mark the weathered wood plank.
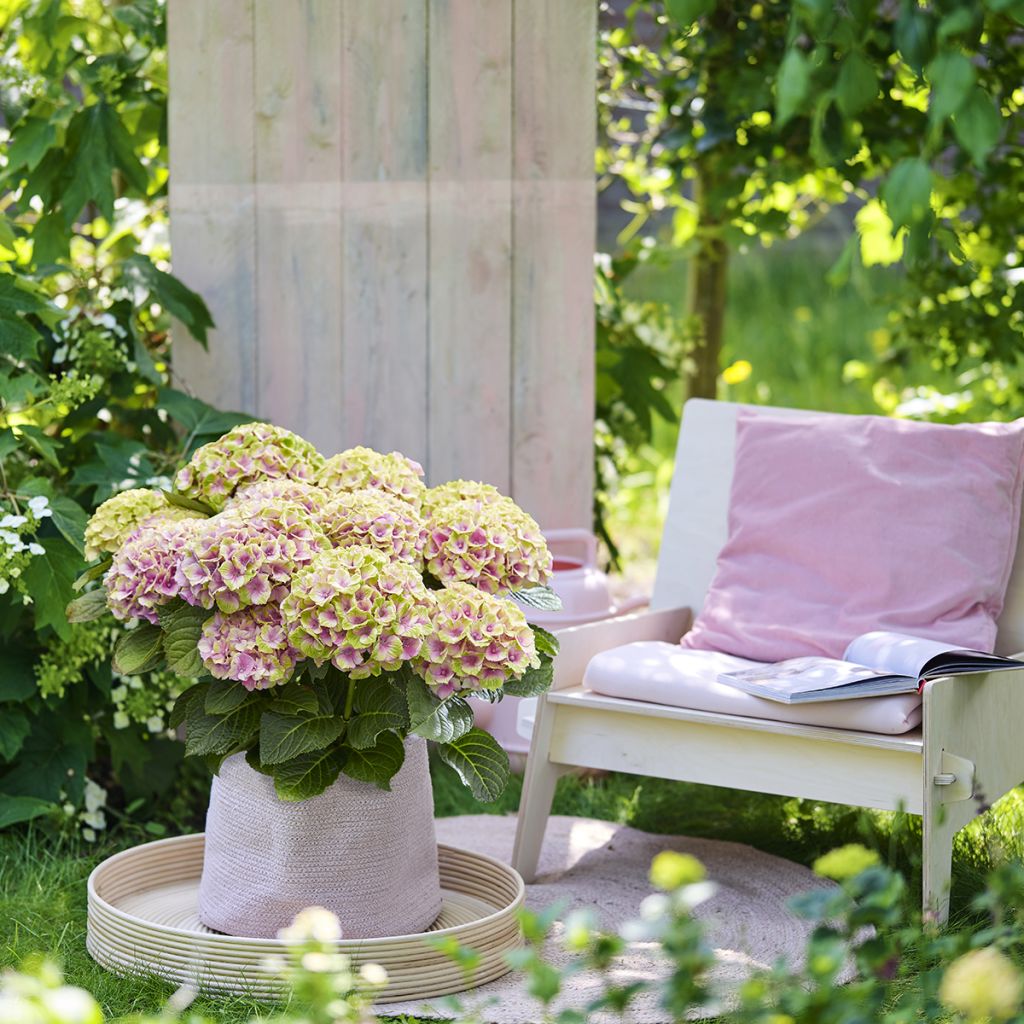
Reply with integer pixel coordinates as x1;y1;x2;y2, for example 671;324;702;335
427;0;513;490
511;0;596;528
168;0;257;415
253;0;343;454
340;0;430;466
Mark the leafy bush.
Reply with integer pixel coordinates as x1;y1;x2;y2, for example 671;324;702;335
0;0;251;831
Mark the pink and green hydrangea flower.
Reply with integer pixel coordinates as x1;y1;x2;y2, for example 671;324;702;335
416;582;540;698
423;497;553;594
316;446;426;508
226;478;329;517
198;603;299;690
174;422;324;510
176;501;328;613
421;479;505;519
84;488;203;561
281;545;432;678
105;518;203;624
319;488;426;564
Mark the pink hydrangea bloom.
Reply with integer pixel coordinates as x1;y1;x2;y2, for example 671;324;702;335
105;519;202;624
176;501;328;613
198;604;299;690
416;582;540;698
423;497;553;594
174;422;324;510
316;446;426;508
320;488;426;564
282;545;432;678
226;478;329;517
421;479;505;519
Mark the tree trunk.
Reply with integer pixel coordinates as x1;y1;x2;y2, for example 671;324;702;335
685;173;729;401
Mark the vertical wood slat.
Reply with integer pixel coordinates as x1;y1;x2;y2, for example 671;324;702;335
339;0;430;465
168;0;257;415
511;0;596;528
427;0;513;491
253;0;343;455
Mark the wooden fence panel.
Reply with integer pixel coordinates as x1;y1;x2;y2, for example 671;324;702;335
168;0;594;529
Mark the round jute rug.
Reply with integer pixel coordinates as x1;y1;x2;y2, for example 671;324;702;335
377;814;851;1023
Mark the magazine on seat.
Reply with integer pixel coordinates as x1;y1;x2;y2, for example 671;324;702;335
717;630;1024;704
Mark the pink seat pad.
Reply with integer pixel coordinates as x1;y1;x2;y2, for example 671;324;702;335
583;641;923;735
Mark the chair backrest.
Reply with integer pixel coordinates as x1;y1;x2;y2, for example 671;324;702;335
651;398;1024;656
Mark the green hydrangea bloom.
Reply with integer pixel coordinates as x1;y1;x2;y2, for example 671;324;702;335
84;488;199;561
316;446;426;508
421;479;505;519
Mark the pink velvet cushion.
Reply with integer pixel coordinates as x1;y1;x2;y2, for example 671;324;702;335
684;409;1024;662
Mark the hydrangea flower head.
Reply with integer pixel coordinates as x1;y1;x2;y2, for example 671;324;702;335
421;479;505;519
176;501;328;613
320;488;426;564
423;497;552;594
105;518;202;624
226;478;329;517
282;545;432;678
198;603;300;690
174;422;324;510
316;446;425;508
85;488;202;561
416;582;539;698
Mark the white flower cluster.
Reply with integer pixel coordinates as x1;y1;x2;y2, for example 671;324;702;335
63;778;108;843
110;667;184;735
0;496;52;598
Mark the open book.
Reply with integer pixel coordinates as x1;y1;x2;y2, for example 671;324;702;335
717;631;1024;704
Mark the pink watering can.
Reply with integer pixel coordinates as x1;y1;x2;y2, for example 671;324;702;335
474;529;647;756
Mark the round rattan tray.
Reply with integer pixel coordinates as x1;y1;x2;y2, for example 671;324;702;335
87;833;524;1001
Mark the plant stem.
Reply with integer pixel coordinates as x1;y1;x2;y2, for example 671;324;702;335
343;678;357;719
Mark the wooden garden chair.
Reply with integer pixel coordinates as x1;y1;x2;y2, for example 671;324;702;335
512;398;1024;923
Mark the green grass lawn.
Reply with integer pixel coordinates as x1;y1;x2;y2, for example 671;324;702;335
5;754;1024;1022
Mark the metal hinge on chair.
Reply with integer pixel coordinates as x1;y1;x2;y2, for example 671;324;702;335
933;751;975;802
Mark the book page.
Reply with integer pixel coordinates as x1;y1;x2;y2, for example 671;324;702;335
843;631;968;678
722;656;894;700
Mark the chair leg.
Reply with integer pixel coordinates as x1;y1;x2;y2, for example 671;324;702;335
512;696;566;882
922;801;957;926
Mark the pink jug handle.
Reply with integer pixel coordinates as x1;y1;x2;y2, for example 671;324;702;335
543;528;598;568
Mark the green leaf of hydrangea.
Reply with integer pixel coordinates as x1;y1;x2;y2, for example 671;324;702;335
259;710;345;766
341;730;405;790
112;623;164;675
204;678;253;715
438;728;510;803
347;679;410;749
72;556;112;592
159;602;210;678
65;588;109;624
186;701;261;758
169;682;206;730
508;585;562;612
271;746;346;801
531;625;560;658
162;490;215;516
406;676;474;744
501;659;553;698
268;680;320;716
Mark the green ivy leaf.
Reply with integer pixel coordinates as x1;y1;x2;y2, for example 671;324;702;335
775;48;811;127
927;51;976;124
437;728;510;803
0;710;30;762
406;676;475;743
112;624;164;675
159;602;209;678
259;710;346;766
347;679;410;749
271;747;346;801
531;625;560;658
65;588;108;624
21;536;81;640
121;257;216;346
835;53;878;117
881;158;933;229
342;731;405;791
664;0;714;24
501;660;554;698
952;87;1002;166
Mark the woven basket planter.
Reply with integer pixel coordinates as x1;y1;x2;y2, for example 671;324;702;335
198;736;443;939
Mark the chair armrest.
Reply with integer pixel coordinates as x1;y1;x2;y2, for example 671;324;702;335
551;606;692;691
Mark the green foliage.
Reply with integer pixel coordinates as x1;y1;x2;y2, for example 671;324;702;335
0;0;253;832
600;0;1024;417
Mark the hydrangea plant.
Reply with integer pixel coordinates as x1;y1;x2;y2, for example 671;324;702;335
69;425;559;802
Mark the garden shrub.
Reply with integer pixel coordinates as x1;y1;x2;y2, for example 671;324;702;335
0;0;251;832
